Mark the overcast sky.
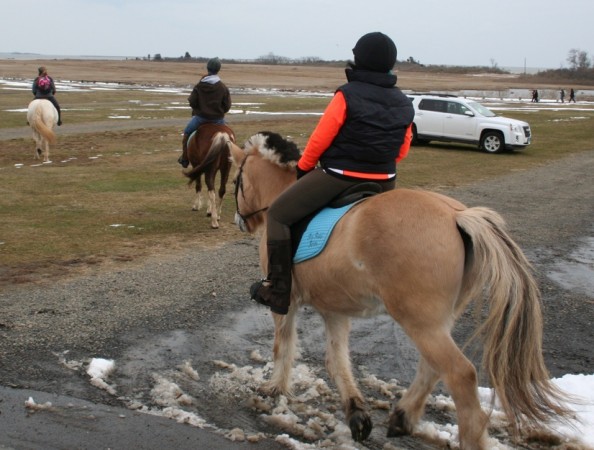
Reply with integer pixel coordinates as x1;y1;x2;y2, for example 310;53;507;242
2;0;592;69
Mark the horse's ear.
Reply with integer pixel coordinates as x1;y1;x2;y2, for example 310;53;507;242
228;141;245;166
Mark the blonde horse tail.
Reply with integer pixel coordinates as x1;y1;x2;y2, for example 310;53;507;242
456;207;572;434
184;131;230;184
33;107;57;144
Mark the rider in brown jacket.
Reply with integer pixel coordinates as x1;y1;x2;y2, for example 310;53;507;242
178;58;231;167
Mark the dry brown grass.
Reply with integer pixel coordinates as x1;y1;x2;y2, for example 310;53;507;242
1;60;592;286
4;58;591;92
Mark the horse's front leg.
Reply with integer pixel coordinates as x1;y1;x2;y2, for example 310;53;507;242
322;312;372;442
259;306;298;397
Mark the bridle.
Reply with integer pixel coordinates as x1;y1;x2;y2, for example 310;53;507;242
233;154;269;230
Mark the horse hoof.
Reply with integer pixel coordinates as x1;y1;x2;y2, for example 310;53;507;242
386;408;412;437
257;381;287;397
349;409;372;442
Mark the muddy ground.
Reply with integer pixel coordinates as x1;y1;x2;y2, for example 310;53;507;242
0;147;592;449
0;61;593;448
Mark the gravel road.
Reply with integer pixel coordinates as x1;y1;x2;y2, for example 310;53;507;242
0;149;592;449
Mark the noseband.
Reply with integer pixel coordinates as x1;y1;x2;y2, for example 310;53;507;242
234;155;269;228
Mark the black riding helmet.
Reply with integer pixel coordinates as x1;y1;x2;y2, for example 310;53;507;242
352;32;397;72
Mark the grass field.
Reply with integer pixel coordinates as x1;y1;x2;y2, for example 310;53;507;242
1;61;593;285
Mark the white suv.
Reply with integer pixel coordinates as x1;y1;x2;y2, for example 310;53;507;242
409;94;531;153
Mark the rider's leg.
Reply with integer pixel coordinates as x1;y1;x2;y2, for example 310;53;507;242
179;116;204;167
48;96;62;125
251;169;356;314
179;133;190;168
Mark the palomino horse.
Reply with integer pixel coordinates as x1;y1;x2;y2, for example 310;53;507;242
228;132;571;449
184;123;235;229
27;99;58;163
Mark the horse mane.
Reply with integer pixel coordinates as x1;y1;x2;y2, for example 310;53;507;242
243;131;300;167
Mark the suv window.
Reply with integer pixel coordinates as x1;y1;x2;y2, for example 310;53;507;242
446;101;470;115
418;99;447;113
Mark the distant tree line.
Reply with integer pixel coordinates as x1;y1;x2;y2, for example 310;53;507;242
141;48;593;81
141;51;505;74
522;48;593;83
142;51;346;67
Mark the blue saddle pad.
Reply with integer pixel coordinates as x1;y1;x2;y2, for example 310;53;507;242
293;203;357;264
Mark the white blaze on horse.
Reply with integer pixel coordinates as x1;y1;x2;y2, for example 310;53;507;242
228;132;573;449
27;99;58;163
183;123;235;229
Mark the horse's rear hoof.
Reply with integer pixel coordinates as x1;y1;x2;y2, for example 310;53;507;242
349;410;372;442
386;408;411;437
257;381;288;397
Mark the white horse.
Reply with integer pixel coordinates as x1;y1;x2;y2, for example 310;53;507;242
27;99;58;163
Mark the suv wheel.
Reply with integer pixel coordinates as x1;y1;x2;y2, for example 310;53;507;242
412;124;429;146
480;131;504;153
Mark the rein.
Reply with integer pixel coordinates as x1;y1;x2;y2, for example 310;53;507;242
234;154;269;226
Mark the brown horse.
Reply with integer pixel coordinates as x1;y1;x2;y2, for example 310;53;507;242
227;132;572;449
184;123;235;229
27;99;58;163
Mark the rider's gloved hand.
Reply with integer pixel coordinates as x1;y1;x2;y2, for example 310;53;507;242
296;166;311;179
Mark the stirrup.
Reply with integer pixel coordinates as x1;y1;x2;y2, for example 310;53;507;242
250;279;289;315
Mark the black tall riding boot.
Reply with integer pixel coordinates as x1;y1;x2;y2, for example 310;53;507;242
48;97;62;125
178;133;189;168
250;239;293;315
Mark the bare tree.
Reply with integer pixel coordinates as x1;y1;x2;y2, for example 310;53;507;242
257;52;291;65
567;48;591;70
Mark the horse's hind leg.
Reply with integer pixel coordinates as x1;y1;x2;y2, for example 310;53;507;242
387;356;439;436
323;313;372;442
205;172;219;228
191;178;203;211
217;164;230;221
42;140;50;163
391;329;488;449
260;307;298;396
32;133;41;160
208;190;218;228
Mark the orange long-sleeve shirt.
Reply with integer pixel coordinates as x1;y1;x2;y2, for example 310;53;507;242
298;91;412;176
